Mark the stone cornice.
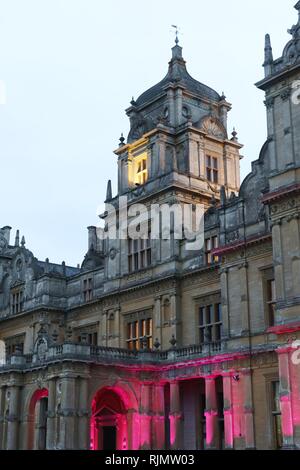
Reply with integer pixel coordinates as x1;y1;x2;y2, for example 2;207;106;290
212;233;272;257
261;183;300;204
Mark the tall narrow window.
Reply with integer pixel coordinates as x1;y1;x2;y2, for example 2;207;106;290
267;279;276;327
271;381;283;449
11;289;24;314
199;303;222;346
137;157;147;185
83;278;93;302
205;236;219;265
206;156;218;183
128;236;151;273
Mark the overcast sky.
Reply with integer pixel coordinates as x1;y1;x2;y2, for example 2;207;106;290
0;0;296;266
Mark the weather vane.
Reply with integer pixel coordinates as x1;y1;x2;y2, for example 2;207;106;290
171;25;180;45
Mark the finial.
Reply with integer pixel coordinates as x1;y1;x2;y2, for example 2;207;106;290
15;230;20;247
130;97;136;106
171;25;180;45
264;34;273;65
119;133;125;147
106;180;112;201
231;127;238;142
220;186;226;206
220;91;226;101
21;236;26;247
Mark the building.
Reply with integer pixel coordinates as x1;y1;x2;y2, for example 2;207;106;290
1;2;300;451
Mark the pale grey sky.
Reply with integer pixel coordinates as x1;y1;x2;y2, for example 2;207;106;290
0;0;296;266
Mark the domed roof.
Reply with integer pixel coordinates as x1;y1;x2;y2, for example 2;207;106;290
135;44;221;107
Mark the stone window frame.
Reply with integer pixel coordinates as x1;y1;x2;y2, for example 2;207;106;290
206;155;218;184
82;276;93;303
194;292;222;345
74;323;99;346
128;234;152;274
264;372;282;450
260;266;276;328
204;235;219;265
10;284;24;315
4;333;26;358
124;309;153;351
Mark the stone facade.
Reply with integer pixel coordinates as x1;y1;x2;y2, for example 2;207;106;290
1;3;300;451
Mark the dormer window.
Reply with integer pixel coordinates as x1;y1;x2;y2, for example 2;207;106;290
206;156;218;184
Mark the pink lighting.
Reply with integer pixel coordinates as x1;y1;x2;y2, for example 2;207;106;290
27;388;49;450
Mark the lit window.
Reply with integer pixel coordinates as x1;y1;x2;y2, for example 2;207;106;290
205;236;219;265
134;154;148;185
199;303;222;345
206;156;218;183
83;278;93;302
126;318;153;350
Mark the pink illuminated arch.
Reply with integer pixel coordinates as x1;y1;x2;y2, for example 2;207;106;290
27;388;48;450
90;387;131;451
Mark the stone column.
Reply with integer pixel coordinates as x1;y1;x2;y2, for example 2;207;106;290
78;377;90;450
154;296;162;347
6;385;20;450
152;384;165;450
277;347;295;449
220;268;230;337
0;386;5;450
170;292;181;346
205;377;218;449
289;215;300;298
169;381;182;450
60;375;77;450
239;263;250;334
242;369;255;449
46;378;56;450
272;221;286;302
127;410;141;450
222;374;234;449
139;383;152;450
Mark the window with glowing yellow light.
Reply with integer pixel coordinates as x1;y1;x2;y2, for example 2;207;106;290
133;153;148;186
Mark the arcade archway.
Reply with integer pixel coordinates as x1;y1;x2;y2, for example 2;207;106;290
90;388;128;451
27;388;48;450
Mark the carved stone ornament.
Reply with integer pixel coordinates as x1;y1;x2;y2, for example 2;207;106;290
109;248;118;260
